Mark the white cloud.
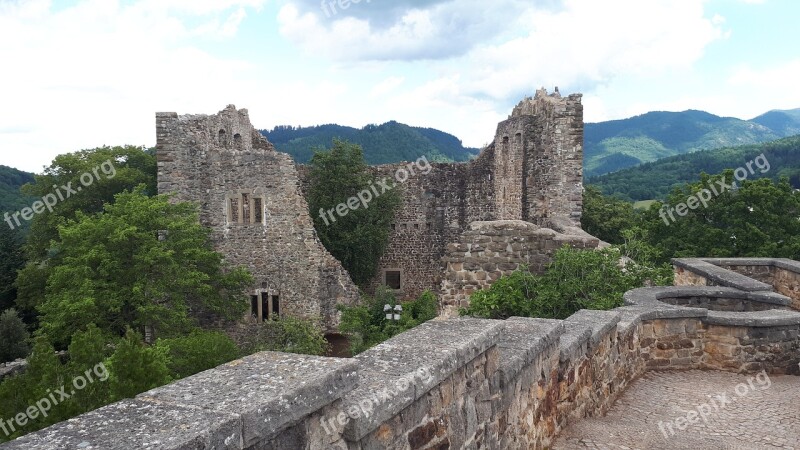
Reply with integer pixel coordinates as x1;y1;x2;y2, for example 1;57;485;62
727;60;800;114
456;0;725;102
0;0;268;172
370;76;406;97
278;0;725;108
278;0;532;61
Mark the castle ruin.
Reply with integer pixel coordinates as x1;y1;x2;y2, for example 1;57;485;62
155;88;600;328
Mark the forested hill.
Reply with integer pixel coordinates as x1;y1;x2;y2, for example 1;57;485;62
0;165;35;218
585;108;800;177
588;135;800;201
261;121;481;164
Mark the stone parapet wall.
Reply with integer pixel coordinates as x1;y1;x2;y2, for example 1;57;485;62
8;282;799;450
439;220;600;316
673;258;800;310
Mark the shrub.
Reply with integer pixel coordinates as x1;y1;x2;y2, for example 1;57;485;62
157;330;240;379
462;245;672;320
339;288;439;355
0;308;30;362
239;317;329;356
106;328;171;401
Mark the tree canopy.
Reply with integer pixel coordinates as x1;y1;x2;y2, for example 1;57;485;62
307;139;401;286
37;189;251;347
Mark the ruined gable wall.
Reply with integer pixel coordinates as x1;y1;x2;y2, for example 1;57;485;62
362;147;497;300
156;106;358;332
520;90;585;225
295;88;585;301
297;146;497;301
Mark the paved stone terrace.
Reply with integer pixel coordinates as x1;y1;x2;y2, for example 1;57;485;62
554;370;800;449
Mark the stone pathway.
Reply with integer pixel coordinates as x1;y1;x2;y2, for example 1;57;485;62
553;370;800;449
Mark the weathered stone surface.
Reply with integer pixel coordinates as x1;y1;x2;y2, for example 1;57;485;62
156;106;359;332
439;220;600;315
339;318;503;441
673;258;772;291
1;399;242;450
5;265;799;450
137;351;358;447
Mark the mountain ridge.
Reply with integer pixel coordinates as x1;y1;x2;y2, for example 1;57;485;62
261;121;481;164
584;108;800;177
587;135;800;201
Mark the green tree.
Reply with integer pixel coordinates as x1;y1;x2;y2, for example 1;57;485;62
21;146;156;259
16;146;156;318
37;189;251;347
581;186;636;244
0;308;30;362
57;325;114;420
338;288;439;355
639;173;800;261
0;336;63;441
462;246;672;320
106;328;171;401
158;330;239;379
307;139;401;285
0;226;25;313
239;317;329;356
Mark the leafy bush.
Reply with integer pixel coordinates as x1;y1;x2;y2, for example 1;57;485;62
339;287;439;355
239;317;329;356
106;328;172;401
462;245;672;320
157;330;240;379
0;308;30;362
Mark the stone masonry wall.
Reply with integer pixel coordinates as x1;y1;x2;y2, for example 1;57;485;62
156;106;359;332
515;88;584;225
9;280;800;450
439;220;601;316
674;258;800;311
293;89;584;302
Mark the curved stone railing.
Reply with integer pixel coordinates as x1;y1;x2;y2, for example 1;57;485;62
626;285;792;312
673;257;800;310
3;282;800;449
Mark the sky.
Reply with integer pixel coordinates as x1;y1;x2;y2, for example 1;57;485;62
1;0;799;173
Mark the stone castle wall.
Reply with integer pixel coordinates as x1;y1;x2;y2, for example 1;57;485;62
156;106;359;332
155;89;587;326
9;274;799;450
296;89;587;302
439;220;600;316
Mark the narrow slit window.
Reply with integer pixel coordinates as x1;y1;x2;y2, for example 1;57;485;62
250;295;258;319
254;198;263;223
242;193;250;223
261;292;269;322
230;198;239;223
271;295;280;318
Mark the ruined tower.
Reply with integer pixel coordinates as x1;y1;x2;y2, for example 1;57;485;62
493;87;584;225
156;105;358;332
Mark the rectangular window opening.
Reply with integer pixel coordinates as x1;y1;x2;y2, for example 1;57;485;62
254;198;263;224
261;292;269;322
385;271;401;290
271;295;280;318
250;295;258;320
230;198;239;223
242;193;251;223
